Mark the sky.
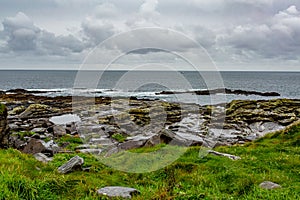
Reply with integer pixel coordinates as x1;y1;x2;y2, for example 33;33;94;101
0;0;300;71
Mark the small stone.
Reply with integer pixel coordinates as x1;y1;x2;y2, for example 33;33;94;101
31;127;46;134
78;149;102;154
259;181;282;190
97;186;140;199
34;153;53;163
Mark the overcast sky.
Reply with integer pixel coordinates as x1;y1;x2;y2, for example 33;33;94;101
0;0;300;71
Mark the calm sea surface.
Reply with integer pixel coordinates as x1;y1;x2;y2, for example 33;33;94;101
0;70;299;105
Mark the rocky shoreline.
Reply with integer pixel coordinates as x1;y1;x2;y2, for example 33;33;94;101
0;89;299;158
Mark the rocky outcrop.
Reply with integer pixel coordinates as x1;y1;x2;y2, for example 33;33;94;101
0;103;10;147
1;90;300;156
156;88;280;97
225;99;300;126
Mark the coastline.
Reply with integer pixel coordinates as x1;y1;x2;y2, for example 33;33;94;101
1;89;299;151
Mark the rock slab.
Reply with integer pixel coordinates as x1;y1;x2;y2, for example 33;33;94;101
58;155;84;174
34;153;53;163
97;186;140;199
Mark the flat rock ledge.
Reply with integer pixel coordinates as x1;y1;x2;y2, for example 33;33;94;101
97;186;140;199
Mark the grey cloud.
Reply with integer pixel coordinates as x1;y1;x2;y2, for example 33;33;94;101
220;5;300;60
2;12;39;51
81;19;116;46
1;0;300;70
1;12;85;55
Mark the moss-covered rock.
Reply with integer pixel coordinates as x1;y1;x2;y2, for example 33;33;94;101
19;104;60;119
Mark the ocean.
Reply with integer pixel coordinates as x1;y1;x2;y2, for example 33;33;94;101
0;70;299;105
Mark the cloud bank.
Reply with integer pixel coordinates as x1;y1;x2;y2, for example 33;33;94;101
0;0;299;70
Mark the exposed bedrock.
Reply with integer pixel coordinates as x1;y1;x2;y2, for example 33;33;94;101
1;91;299;155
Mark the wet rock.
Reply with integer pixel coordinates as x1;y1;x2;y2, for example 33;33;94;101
6;89;28;94
259;181;282;190
97;186;140;199
0;104;10;147
57;155;84;174
34;153;53;163
156;88;280;97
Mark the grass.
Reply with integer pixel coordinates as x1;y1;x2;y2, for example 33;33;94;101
0;103;6;115
0;122;300;199
13;131;36;140
111;133;127;143
55;135;84;151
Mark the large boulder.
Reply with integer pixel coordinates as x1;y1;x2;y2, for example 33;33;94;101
0;104;10;147
22;139;59;156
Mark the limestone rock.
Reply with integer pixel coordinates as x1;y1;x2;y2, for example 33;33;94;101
34;153;53;163
259;181;282;190
57;155;84;174
97;186;140;199
207;150;241;160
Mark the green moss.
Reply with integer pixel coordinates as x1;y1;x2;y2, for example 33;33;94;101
55;135;83;151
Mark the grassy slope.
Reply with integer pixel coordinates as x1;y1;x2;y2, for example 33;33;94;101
0;122;299;200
